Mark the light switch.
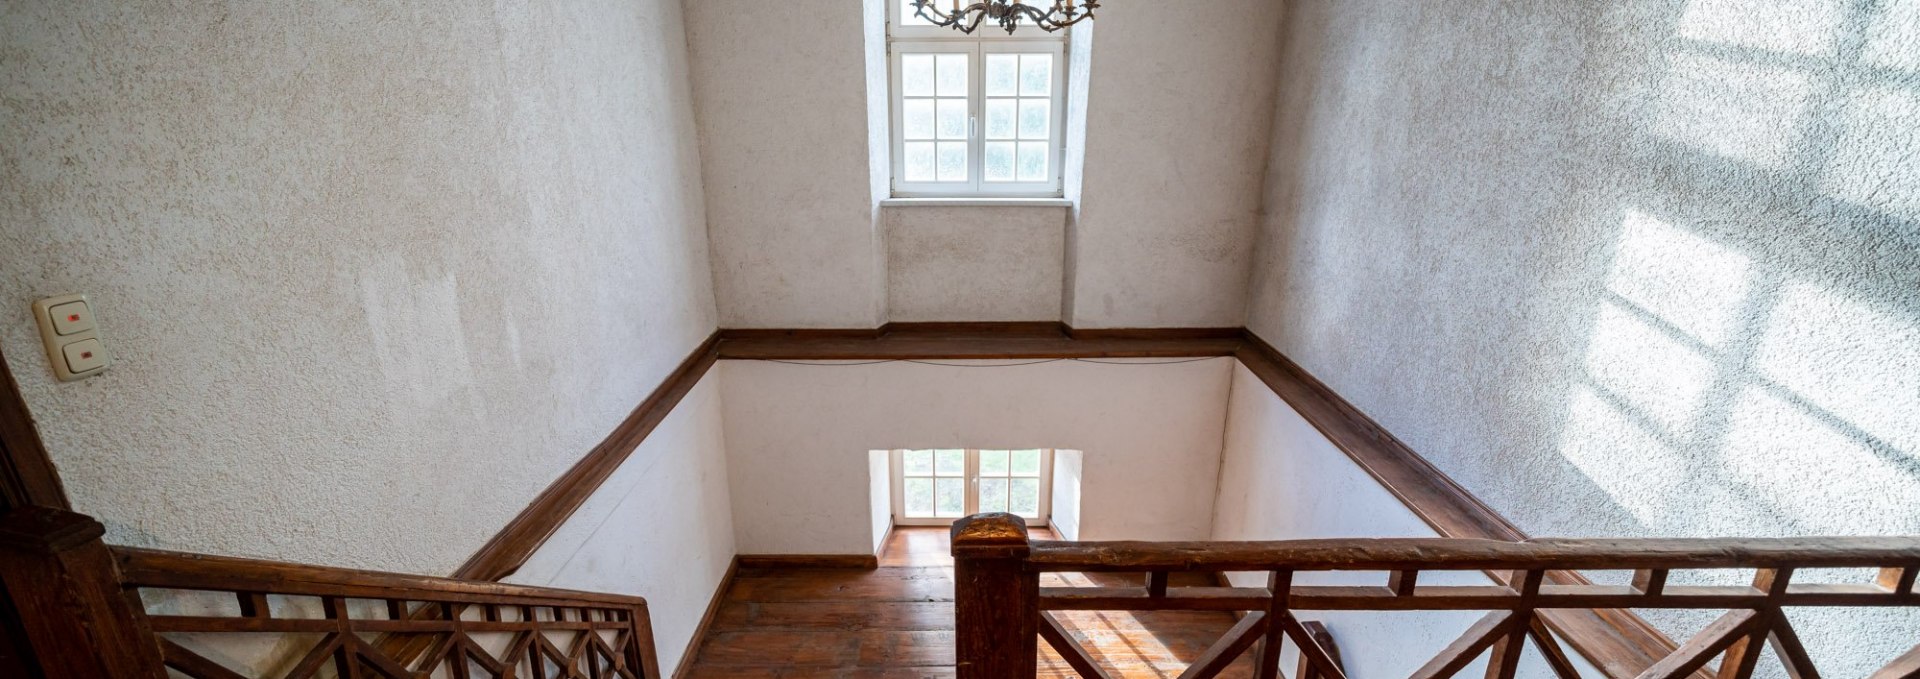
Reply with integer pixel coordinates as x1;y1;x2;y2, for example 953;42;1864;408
31;294;111;381
48;300;94;335
62;339;107;374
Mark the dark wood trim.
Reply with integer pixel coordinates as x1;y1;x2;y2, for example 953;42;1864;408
455;331;722;581
670;556;737;679
449;323;1696;678
735;554;881;569
1234;331;1696;679
0;345;69;512
1233;333;1522;542
716;323;1241;361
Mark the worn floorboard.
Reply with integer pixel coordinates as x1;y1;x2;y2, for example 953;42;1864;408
682;527;1255;678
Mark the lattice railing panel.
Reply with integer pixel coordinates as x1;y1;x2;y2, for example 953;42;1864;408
113;547;659;679
949;513;1920;679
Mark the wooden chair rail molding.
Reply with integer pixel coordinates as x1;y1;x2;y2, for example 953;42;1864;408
113;545;663;679
952;514;1920;679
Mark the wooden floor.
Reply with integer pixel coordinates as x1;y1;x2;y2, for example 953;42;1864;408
682;527;1253;678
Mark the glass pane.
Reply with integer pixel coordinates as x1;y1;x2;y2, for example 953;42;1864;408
903;54;935;97
1017;141;1048;182
1011;449;1043;476
905;478;934;517
1010;478;1041;517
1019;54;1052;97
900;0;936;26
979;450;1009;476
985;142;1016;182
985;99;1016;139
904;142;935;182
904;450;934;476
936;98;968;140
979;478;1009;513
936;53;968;97
936;478;966;517
1018;99;1049;140
937;142;968;182
934;449;966;476
903;99;935;140
986;54;1018;96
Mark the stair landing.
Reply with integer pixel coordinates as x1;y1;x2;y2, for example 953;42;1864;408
682;527;1254;678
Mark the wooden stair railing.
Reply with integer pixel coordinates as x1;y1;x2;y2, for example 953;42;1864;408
951;513;1920;679
111;545;663;678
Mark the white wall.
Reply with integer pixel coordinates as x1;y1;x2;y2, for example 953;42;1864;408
1211;365;1602;679
1247;0;1920;671
719;358;1234;554
886;206;1068;322
868;450;893;554
688;0;1285;328
0;0;717;575
686;0;884;328
509;376;734;675
1065;0;1287;328
1049;449;1085;541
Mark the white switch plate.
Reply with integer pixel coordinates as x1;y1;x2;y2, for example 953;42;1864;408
32;294;110;382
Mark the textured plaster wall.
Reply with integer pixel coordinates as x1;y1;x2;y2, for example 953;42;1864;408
885;206;1067;322
1065;0;1285;328
687;0;884;328
510;377;733;676
691;0;1284;328
1211;365;1603;679
718;358;1234;554
1247;0;1920;672
0;0;718;575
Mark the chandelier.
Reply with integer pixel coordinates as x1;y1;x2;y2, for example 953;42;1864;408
910;0;1102;35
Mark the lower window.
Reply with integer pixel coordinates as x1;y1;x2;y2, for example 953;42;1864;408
891;449;1052;525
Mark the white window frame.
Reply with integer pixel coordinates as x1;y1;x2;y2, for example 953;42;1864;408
889;3;1068;197
889;449;1054;527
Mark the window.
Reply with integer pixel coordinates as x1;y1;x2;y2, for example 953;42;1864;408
891;449;1053;525
889;1;1068;197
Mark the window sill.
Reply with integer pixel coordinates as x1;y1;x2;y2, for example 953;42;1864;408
880;197;1074;208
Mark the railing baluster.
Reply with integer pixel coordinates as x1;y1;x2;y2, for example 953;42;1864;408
1634;569;1669;596
1880;566;1917;595
1254;570;1291;679
1390;569;1419;596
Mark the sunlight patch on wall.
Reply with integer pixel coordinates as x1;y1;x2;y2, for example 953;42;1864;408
1652;52;1815;169
1582;302;1719;437
1557;385;1697;531
1720;387;1920;535
1605;210;1753;348
1752;282;1920;457
1819;85;1920;224
1863;0;1920;73
1677;0;1844;56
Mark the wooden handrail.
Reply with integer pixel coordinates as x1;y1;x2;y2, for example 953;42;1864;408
112;545;661;678
1025;536;1920;572
952;513;1920;679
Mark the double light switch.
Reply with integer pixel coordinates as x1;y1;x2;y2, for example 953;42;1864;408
33;294;110;381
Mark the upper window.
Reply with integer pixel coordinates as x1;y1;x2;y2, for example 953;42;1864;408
889;1;1068;197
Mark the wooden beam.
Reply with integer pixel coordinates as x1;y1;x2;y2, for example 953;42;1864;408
1177;611;1268;679
1766;618;1820;679
1873;642;1920;679
1410;611;1515;679
1285;615;1349;679
1530;616;1586;679
1636;610;1764;679
1038;611;1115;679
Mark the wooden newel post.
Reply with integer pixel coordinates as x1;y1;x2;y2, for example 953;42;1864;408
951;513;1037;679
0;506;167;678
